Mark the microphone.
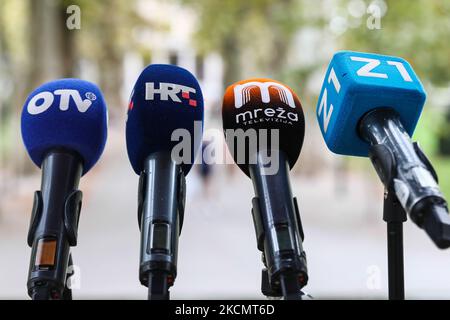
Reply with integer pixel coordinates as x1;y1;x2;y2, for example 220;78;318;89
21;79;108;299
316;51;450;248
222;79;307;299
126;64;203;300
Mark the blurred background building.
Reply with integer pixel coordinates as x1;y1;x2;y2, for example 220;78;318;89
0;0;449;299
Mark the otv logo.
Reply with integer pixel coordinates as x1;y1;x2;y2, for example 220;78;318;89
27;89;97;115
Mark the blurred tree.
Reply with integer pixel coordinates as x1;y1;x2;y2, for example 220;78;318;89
0;0;29;117
180;0;250;88
340;0;450;86
0;0;148;174
71;0;142;118
0;0;32;175
181;0;308;88
29;0;77;90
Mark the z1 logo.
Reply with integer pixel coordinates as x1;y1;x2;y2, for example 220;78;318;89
349;56;412;82
317;68;341;133
27;90;96;115
318;56;413;133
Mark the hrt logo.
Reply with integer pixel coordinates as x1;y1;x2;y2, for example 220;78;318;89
233;81;296;109
145;82;197;107
27;89;96;115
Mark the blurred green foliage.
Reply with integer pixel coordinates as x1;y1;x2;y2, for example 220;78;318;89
414;109;450;199
434;158;450;200
340;0;450;86
180;0;321;89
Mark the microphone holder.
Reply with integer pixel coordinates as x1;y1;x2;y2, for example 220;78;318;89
369;143;406;300
361;109;450;249
252;198;307;300
29;254;74;300
27;151;83;300
368;142;450;299
137;152;186;300
249;151;308;300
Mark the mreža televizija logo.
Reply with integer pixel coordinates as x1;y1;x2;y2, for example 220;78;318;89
233;81;299;126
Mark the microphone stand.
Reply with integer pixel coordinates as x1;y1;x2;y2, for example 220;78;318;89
364;109;450;300
383;188;407;300
369;144;407;300
249;151;308;300
137;152;186;300
27;150;83;300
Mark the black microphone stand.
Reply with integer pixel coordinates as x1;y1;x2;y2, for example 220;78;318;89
249;151;308;300
363;109;450;300
369;143;408;300
383;188;407;300
27;150;83;300
137;152;186;300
